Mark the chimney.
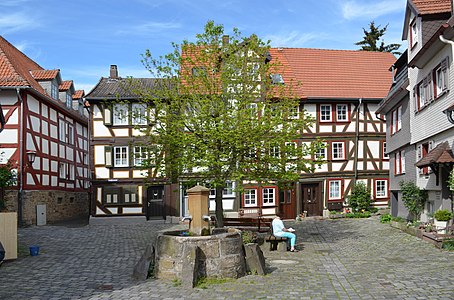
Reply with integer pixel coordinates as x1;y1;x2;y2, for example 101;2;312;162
110;65;118;78
222;35;229;46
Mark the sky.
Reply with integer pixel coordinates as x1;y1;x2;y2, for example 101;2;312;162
1;0;407;93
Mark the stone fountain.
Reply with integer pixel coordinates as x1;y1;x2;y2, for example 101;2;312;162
153;185;246;287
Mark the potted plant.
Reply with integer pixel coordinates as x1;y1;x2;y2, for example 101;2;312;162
433;209;453;234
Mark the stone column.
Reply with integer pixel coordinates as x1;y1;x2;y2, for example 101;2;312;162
187;185;210;235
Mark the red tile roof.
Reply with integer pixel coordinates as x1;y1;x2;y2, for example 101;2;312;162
59;80;73;91
0;36;44;92
269;48;396;99
411;0;452;15
30;69;59;80
73;90;84;99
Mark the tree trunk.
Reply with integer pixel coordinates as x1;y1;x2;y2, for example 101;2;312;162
215;185;224;227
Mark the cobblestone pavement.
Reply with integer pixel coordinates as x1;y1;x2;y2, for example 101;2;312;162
1;217;453;299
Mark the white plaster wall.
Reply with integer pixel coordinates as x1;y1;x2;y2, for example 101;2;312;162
0;129;18;143
27;96;40;114
95;167;109;179
94;145;105;165
93;121;111;137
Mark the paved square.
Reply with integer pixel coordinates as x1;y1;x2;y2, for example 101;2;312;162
0;217;453;299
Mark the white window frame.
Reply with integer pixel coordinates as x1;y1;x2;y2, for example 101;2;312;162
67;124;74;144
383;142;389;159
269;144;280;158
315;142;327;159
222;181;235;197
51;83;59;99
395;152;401;175
262;187;276;206
133;146;147;166
401;150;406;174
397;106;402;131
320;104;332;122
114;146;129;167
418;83;425;110
336;104;348;122
375;180;388;198
59;162;67;179
332;142;345;160
411;20;418;48
328;180;342;200
131;103;147;125
244;188;257;207
113;103;129;126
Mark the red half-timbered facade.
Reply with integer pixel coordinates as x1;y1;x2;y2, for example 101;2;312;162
0;36;89;225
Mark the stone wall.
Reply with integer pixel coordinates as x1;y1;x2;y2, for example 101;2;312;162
4;190;89;226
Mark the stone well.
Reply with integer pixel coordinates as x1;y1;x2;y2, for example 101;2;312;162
154;229;246;280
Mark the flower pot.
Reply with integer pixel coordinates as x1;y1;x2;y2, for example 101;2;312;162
434;220;449;234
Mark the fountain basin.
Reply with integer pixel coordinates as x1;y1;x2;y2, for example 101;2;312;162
154;229;246;280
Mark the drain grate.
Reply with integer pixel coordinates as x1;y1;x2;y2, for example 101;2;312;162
315;249;334;254
97;284;113;291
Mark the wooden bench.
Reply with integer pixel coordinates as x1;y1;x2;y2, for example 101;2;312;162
264;227;288;251
223;217;272;233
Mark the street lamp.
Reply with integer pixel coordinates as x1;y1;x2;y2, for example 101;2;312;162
26;150;36;165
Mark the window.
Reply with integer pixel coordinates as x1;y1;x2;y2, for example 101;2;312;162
66;93;72;108
104;186;138;204
328;179;342;200
336;104;348;122
269;144;280;158
391;106;402;135
289;105;299;119
375;180;388;198
383;142;389;159
244;189;257;207
320;105;332;122
132;103;147;125
410;20;418;48
59;162;67;179
262;187;275;206
417;143;430;175
192;67;206;76
434;59;448;98
222;181;235;196
418;83;426;109
67;124;74;144
133;146;147;166
394;150;405;175
114;146;129;167
113;104;129;126
315;143;327;159
51;83;59;99
270;74;284;84
331;142;345;160
59;119;66;142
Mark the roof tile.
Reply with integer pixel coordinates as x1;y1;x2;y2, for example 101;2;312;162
412;0;452;15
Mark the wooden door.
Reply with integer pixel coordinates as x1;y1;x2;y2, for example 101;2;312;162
147;186;165;220
279;188;296;219
301;183;322;216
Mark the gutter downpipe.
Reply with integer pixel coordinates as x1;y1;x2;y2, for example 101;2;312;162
354;98;362;182
16;88;24;227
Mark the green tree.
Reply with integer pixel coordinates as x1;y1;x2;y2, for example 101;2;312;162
138;21;324;226
399;181;427;220
0;159;16;211
355;21;401;55
346;182;371;211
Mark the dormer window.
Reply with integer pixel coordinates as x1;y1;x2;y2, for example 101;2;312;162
51;83;59;99
410;19;418;48
270;74;284;84
66;93;72;108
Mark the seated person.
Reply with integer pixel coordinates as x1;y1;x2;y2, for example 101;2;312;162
272;215;297;252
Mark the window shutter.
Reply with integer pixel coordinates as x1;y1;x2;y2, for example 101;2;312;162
417;145;422;160
104;106;112;125
413;88;418;112
441;57;448;70
429;141;434;151
427;75;433;101
105;146;113;167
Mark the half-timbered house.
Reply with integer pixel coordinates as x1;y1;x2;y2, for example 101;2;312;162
0;36;89;225
85;65;180;220
264;48;395;218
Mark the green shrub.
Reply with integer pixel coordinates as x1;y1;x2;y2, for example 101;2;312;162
380;213;392;223
346;182;371;212
442;239;454;251
392;216;405;223
0;159;16;211
241;230;257;244
346;211;371;218
368;207;379;213
433;209;453;221
399;181;427;220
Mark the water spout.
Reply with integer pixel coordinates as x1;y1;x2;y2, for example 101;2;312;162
181;215;192;222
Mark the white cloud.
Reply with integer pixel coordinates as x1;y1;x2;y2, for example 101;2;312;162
266;31;324;48
116;22;181;36
341;0;406;20
0;13;37;33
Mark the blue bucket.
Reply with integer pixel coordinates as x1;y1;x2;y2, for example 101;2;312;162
29;246;40;256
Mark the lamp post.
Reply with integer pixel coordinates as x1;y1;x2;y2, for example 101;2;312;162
18;150;36;226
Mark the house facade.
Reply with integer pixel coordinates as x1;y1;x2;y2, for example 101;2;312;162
85;65;182;220
402;0;454;221
0;36;89;225
376;51;416;219
268;48;395;218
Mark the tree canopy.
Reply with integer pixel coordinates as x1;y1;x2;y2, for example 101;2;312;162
136;21;324;226
355;21;401;55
